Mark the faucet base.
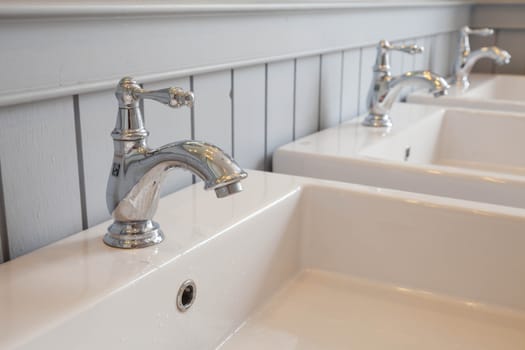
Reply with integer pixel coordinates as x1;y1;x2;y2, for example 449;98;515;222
104;220;164;249
455;76;470;91
362;113;392;128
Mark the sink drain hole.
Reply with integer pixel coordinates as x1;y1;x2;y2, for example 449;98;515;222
177;279;196;312
404;146;411;161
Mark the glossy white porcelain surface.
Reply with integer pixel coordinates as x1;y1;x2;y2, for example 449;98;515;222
2;171;525;349
274;103;525;208
408;74;525;113
221;270;525;350
362;108;525;176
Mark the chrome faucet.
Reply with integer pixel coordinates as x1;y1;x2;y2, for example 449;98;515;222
452;26;511;90
363;40;449;128
104;77;248;249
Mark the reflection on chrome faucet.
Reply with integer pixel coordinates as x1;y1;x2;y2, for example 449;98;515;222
451;26;511;90
363;40;449;128
104;77;247;249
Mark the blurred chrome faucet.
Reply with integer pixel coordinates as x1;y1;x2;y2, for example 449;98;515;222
452;26;511;90
364;40;449;128
104;77;247;249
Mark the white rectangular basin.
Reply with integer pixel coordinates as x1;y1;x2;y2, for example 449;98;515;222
363;108;525;176
1;171;525;349
408;74;525;113
274;103;525;208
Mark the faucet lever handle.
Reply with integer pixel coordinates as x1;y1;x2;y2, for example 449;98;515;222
136;88;194;108
462;26;494;37
116;77;194;109
374;40;423;73
390;43;424;55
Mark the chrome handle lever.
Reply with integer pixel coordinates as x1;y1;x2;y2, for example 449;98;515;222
374;40;423;73
389;43;424;55
462;26;494;37
136;87;194;108
116;77;194;109
112;77;194;141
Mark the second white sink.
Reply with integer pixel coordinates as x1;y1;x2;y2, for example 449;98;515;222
274;103;525;208
408;73;525;113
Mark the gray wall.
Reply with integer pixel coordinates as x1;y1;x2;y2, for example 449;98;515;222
0;3;473;262
472;4;525;74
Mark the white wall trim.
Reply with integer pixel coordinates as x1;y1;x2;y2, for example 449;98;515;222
0;1;472;19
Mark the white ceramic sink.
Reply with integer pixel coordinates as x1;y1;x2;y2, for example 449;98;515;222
274;103;525;208
2;171;525;349
408;73;525;113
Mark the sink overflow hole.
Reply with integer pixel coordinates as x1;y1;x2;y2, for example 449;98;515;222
177;279;196;312
404;146;411;161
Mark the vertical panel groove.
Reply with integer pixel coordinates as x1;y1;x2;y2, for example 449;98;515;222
264;63;269;171
190;76;195;139
190;76;196;184
428;35;436;73
339;50;345;124
317;55;323;131
73;95;88;230
292;59;297;141
0;161;10;262
492;29;500;74
357;48;364;114
230;69;235;158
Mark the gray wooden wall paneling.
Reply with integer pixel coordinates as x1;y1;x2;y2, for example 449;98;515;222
0;32;463;262
319;52;344;130
495;30;525;75
358;46;377;115
422;36;434;71
294;56;321;139
78;90;116;227
431;32;454;77
266;60;295;171
341;49;361;122
232;65;266;171
193;70;233;155
0;97;83;258
0;161;6;263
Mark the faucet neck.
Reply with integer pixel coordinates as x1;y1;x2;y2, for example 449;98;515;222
112;107;149;142
458;29;472;58
373;41;393;77
111;77;149;141
111;76;194;142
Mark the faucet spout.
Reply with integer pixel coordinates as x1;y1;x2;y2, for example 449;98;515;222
107;140;246;223
364;70;449;128
386;70;449;105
